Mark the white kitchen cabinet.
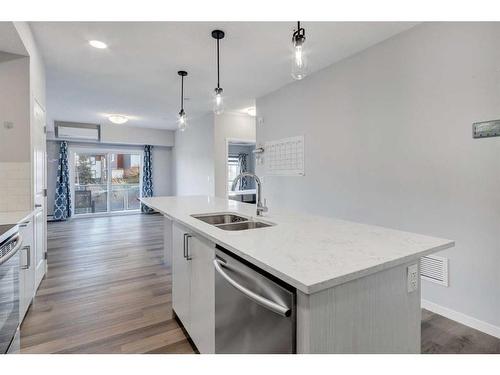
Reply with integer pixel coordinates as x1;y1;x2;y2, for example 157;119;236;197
172;223;192;331
18;217;35;321
188;234;215;354
171;222;215;353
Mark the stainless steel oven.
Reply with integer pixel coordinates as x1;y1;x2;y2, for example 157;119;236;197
0;226;21;354
214;247;296;353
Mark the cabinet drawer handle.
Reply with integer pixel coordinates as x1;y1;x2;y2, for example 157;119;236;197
183;233;188;259
21;246;31;270
185;234;193;261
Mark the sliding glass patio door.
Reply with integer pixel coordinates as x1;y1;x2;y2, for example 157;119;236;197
110;153;141;212
72;150;142;216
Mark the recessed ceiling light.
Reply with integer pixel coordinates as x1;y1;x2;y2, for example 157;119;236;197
89;40;108;49
246;107;256;117
108;115;128;124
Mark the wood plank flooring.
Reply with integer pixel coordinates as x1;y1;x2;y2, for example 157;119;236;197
421;309;500;354
19;213;500;354
20;214;195;354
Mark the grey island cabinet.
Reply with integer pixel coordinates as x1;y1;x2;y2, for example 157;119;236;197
143;196;454;354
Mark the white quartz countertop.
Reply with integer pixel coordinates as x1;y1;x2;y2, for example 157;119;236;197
141;196;454;294
0;209;39;226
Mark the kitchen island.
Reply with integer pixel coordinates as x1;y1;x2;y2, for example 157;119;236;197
141;196;454;354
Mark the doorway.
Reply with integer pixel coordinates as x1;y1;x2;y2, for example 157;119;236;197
225;139;256;203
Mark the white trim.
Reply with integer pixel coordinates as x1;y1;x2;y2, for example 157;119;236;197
422;299;500;339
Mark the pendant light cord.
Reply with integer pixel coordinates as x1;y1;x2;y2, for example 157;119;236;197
180;75;184;111
216;38;220;89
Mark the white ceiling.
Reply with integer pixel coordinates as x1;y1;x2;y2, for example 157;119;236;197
30;22;418;130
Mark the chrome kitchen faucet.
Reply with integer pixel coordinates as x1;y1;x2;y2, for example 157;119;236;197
231;172;268;216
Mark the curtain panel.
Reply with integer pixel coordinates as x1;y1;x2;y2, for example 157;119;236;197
141;145;154;213
53;141;71;221
238;153;248;190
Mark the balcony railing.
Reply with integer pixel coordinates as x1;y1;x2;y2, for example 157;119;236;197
74;183;140;214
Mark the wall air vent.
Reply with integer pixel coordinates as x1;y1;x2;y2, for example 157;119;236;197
420;255;449;287
54;121;101;142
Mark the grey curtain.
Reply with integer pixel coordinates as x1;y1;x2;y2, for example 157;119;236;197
53;141;71;220
238;153;248;190
141;145;154;213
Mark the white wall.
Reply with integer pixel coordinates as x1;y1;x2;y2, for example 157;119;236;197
0;23;46;213
47;123;175;147
152;146;173;196
173;113;215;196
14;22;46;110
0;56;29;162
214;113;256;197
101;124;174;147
257;23;500;332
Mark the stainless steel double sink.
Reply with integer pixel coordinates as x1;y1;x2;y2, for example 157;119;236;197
191;213;274;231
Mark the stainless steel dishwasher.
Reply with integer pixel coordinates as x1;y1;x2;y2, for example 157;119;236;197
214;247;296;353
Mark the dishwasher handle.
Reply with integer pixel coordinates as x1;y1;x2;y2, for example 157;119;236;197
213;258;291;317
0;233;22;266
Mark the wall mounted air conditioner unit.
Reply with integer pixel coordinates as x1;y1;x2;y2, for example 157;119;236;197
54;121;101;142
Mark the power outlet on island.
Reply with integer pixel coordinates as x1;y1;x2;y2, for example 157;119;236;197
407;264;419;293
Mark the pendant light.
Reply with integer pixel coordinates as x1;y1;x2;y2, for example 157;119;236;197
292;21;308;80
177;70;188;131
211;29;225;115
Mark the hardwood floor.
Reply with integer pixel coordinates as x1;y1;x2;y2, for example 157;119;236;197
20;213;195;354
421;309;500;354
19;213;500;354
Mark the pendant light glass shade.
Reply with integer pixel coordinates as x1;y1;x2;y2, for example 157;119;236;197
212;30;225;115
177;70;188;131
292;22;308;80
177;109;187;132
213;88;224;115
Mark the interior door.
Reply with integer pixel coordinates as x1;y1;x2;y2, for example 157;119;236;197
33;101;47;289
172;223;191;331
189;235;215;353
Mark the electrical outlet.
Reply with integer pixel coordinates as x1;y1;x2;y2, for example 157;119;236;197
407;264;419;293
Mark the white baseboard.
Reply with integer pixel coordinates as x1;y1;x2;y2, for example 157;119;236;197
422;299;500;339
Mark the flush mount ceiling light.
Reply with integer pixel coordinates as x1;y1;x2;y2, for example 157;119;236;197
177;70;188;132
291;22;308;80
89;40;108;49
108;115;128;124
211;29;225;115
246;107;256;117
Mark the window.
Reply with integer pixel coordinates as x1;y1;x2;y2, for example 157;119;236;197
227;156;240;191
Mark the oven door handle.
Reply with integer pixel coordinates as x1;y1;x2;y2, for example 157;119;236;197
213;258;291;317
0;233;22;266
